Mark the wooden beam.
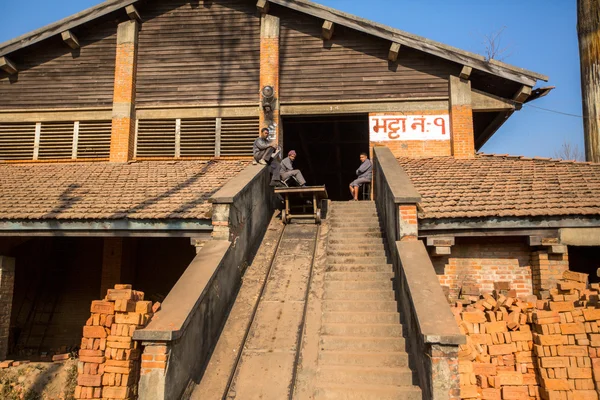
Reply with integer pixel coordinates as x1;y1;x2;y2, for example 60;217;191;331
256;0;269;13
61;30;80;49
429;246;451;257
322;20;334;40
459;65;472;80
125;5;142;22
0;56;17;75
388;42;401;62
471;89;515;112
426;237;455;247
513;85;532;103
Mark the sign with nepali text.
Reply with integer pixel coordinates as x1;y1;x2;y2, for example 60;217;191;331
369;114;450;142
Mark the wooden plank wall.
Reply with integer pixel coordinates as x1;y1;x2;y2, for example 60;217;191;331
0;17;118;109
136;0;261;106
275;6;460;103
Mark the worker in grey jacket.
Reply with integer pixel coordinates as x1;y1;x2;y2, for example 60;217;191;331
280;150;306;186
253;128;279;165
349;152;372;200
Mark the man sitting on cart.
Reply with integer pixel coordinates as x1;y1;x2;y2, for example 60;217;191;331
280;150;307;187
349;152;372;201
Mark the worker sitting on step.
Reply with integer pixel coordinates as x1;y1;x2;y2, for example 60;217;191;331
280;150;307;187
349;152;372;201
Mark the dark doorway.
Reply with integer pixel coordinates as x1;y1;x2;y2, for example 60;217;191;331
282;115;370;200
568;246;600;283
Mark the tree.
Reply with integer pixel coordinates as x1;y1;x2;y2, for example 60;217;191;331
577;0;600;162
554;140;585;161
482;26;512;62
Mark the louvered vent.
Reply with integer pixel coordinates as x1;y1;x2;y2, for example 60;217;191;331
0;123;36;160
220;117;258;157
136;120;175;158
180;119;216;157
38;122;74;160
77;121;111;159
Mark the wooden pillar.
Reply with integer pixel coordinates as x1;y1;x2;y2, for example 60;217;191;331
101;238;123;297
110;20;139;163
578;0;600;162
449;75;475;159
0;256;15;361
259;15;280;143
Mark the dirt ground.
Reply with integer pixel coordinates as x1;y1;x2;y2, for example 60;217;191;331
0;359;77;400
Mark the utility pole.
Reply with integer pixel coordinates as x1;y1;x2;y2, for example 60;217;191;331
578;0;600;162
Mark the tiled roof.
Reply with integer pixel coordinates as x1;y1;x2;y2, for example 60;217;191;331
0;160;249;220
397;154;600;219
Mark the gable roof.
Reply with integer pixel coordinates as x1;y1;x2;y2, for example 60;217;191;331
0;160;249;220
398;155;600;220
0;0;547;87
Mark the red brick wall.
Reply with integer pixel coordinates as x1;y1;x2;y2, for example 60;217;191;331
399;205;418;241
433;238;534;299
110;21;138;163
259;16;280;141
531;250;569;294
449;104;474;159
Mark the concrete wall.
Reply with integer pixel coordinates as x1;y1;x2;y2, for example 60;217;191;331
373;146;464;400
135;165;273;400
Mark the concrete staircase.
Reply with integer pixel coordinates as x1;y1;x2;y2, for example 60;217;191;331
314;201;422;400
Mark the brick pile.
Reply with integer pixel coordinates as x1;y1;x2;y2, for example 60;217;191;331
532;270;598;400
75;284;154;400
453;292;540;399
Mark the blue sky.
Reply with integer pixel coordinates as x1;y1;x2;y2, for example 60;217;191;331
0;0;581;158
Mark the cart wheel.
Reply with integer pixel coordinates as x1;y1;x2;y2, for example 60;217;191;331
315;209;321;224
282;209;288;225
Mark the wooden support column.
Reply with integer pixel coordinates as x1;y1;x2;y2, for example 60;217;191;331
259;14;280;142
449;75;475;159
109;20;139;163
0;257;15;361
0;56;17;75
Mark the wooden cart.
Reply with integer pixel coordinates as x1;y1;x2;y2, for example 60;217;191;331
274;185;328;224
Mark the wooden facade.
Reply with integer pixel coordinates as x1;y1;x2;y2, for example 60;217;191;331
0;16;119;110
136;0;261;106
0;0;547;163
276;5;459;103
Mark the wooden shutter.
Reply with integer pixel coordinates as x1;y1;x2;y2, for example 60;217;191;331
0;123;36;160
180;118;216;157
136;119;175;158
220;117;258;157
77;121;111;159
38;122;74;160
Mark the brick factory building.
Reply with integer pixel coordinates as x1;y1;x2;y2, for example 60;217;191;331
0;0;599;398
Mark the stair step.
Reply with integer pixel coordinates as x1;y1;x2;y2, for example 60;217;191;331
323;300;397;313
327;236;386;245
325;272;393;282
320;336;405;352
327;249;387;257
319;351;409;368
327;256;388;264
325;264;392;273
314;384;422;400
324;290;395;301
329;232;384;239
317;365;414;387
323;311;400;324
322;323;403;337
331;227;382;233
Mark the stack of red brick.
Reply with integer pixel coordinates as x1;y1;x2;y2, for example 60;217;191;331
532;270;599;400
75;284;154;400
453;293;539;399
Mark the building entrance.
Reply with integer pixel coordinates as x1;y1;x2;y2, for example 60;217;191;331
281;115;370;201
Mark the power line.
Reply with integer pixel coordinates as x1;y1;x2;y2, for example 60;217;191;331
525;104;586;119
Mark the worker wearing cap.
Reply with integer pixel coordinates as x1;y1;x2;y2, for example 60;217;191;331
280;150;306;186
